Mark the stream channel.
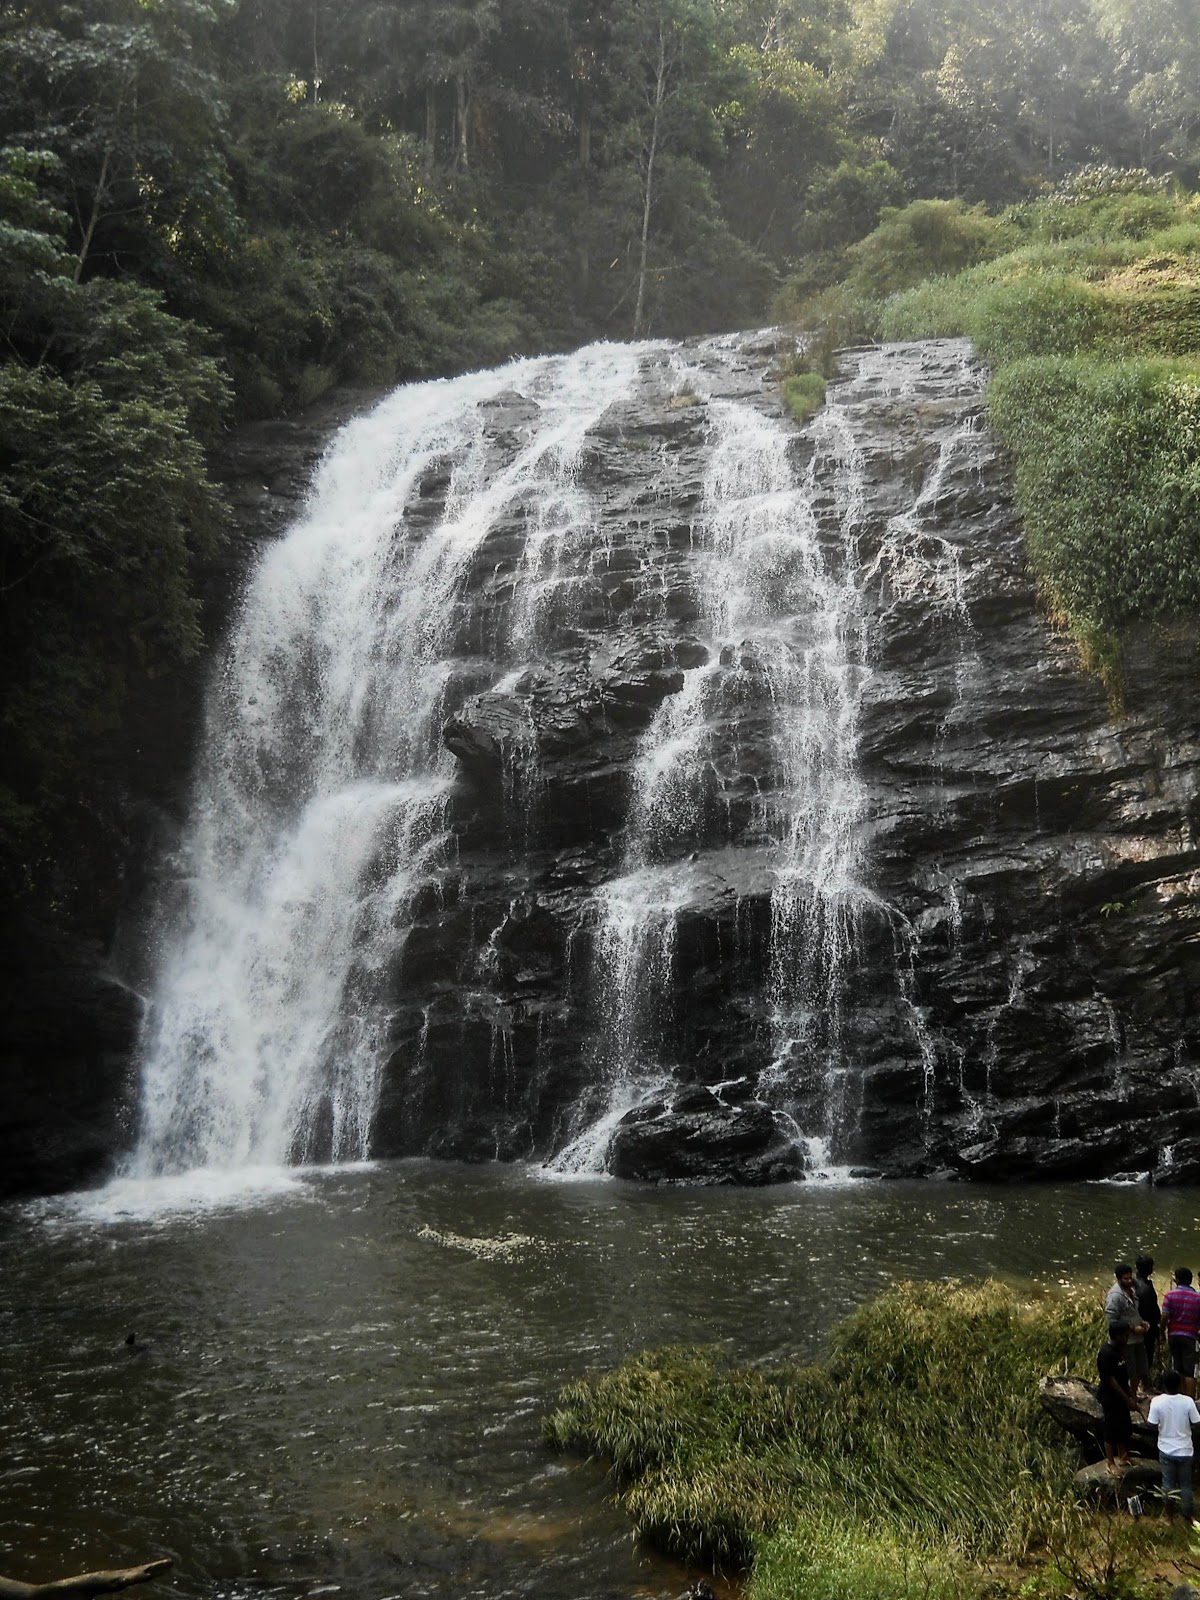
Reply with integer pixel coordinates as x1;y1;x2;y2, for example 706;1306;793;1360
5;1167;1200;1599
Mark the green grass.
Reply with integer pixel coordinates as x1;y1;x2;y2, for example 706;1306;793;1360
546;1279;1132;1598
781;369;826;424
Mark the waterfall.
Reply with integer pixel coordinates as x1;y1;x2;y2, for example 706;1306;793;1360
130;331;990;1185
132;343;650;1175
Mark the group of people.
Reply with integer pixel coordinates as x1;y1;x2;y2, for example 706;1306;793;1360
1097;1256;1200;1517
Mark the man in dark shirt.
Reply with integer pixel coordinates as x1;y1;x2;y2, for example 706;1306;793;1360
1134;1255;1161;1376
1097;1323;1142;1471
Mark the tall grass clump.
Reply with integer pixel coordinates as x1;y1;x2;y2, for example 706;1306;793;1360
781;369;826;424
547;1280;1104;1593
844;199;1019;300
988;356;1200;698
750;1516;972;1600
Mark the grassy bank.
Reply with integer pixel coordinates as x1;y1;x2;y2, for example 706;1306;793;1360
778;178;1200;703
547;1279;1184;1599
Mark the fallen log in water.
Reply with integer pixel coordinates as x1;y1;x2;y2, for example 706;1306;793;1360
0;1559;172;1598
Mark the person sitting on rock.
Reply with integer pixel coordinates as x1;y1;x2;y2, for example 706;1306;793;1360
1097;1323;1142;1473
1163;1267;1200;1398
1105;1262;1150;1401
1147;1367;1200;1520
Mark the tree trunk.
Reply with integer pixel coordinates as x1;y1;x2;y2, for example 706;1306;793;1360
633;25;668;339
311;1;321;102
455;75;470;172
0;1559;172;1600
424;80;438;174
73;144;111;284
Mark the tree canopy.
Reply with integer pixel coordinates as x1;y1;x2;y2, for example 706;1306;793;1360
1;0;1197;912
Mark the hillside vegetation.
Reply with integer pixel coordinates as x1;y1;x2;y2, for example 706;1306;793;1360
2;0;1199;914
781;174;1200;701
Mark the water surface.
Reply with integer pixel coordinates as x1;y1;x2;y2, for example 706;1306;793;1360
4;1166;1200;1598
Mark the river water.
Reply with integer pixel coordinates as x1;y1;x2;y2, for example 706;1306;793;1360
4;1168;1200;1599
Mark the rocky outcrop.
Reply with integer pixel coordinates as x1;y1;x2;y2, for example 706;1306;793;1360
608;1088;805;1185
371;334;1200;1182
0;914;143;1199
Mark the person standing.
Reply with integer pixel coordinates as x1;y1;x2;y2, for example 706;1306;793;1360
1105;1262;1150;1400
1097;1323;1141;1472
1134;1255;1161;1377
1162;1267;1200;1397
1147;1368;1200;1519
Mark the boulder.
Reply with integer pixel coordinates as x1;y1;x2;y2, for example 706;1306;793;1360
1038;1375;1157;1457
609;1093;805;1185
0;913;144;1198
1074;1457;1161;1505
1039;1375;1105;1443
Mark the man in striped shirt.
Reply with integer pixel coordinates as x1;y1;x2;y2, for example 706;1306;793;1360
1162;1266;1200;1397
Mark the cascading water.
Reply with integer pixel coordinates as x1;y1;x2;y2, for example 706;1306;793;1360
132;343;650;1176
552;341;991;1174
551;358;879;1173
129;330;995;1187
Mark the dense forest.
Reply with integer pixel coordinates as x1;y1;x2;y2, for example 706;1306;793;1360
2;0;1199;919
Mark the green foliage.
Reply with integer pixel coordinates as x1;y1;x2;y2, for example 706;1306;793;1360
795;158;909;256
547;1279;1102;1582
750;1518;972;1600
988;356;1200;633
877;274;978;340
0;130;229;892
967;277;1115;363
845;199;1020;300
774;281;883;369
0;352;228;870
781;369;826;423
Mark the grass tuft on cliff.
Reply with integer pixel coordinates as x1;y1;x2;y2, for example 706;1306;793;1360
546;1279;1114;1597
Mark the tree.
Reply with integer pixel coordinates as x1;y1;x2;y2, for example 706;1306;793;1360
0;140;228;891
605;0;732;334
0;1;236;289
1095;0;1200;170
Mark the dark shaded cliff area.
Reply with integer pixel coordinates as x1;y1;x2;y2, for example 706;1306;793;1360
0;388;379;1200
3;336;1198;1199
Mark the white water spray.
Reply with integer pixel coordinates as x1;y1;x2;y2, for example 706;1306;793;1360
132;344;647;1176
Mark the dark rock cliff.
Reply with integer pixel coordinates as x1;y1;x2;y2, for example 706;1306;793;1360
373;336;1200;1183
4;336;1198;1197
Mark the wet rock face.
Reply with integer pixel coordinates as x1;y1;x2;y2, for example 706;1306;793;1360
372;334;1200;1184
608;1090;806;1185
12;336;1200;1196
0;914;143;1199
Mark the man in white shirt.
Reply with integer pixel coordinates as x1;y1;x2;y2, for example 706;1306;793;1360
1147;1368;1200;1519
